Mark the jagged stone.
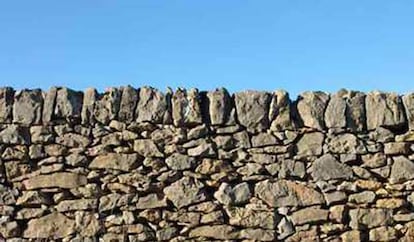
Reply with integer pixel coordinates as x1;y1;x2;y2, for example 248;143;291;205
226;207;277;229
118;85;138;123
94;87;122;124
214;182;251;205
23;172;87;189
311;154;353;181
133;139;163;157
54;87;83;122
234;90;272;131
206;88;234;125
164;177;207;209
165;152;196;170
89;153;140;171
277;217;295;240
13;89;43;125
279;159;306;179
366;91;406;130
56;133;90;148
327;133;366;154
390;156;414;184
290;207;329;225
0;87;14;123
172;88;203;126
269;90;295;130
136;86;171;123
349;208;392;229
75;211;101;237
81;88;97;124
16;191;50;205
98;193;134;212
23;212;76;239
255;179;324;207
285;227;319;242
156;227;178;241
297;91;329;130
295;132;324;157
0;124;30;144
403;93;414;130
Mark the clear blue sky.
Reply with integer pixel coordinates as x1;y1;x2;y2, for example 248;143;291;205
1;1;413;97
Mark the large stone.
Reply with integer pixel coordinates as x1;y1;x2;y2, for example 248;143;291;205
369;226;398;241
214;182;251;205
366;91;406;130
0;87;14;123
390;156;414;184
296;91;329;130
81;88;97;124
133;139;163;157
94;87;122;124
189;225;239;240
136;86;171;123
136;193;167;209
75;211;101;237
0;221;19;238
240;228;275;241
89;153;140;171
206;88;235;125
269;90;295;130
255;179;324;207
349;191;376;204
13;89;43;125
234;90;272;131
164;177;207;208
311;154;353;181
42;86;58;123
23;212;76;239
172;88;203;126
55;199;97;212
295;132;324;157
327;133;366;154
349;208;392;229
54;87;83;122
16;191;50;205
403;93;414;130
290;207;329;225
118;85;138;123
0;125;30;144
165;152;196;170
56;133;90;148
226;207;278;229
23;172;87;190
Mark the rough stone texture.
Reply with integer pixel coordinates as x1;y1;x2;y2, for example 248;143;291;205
403;93;414;130
2;86;414;241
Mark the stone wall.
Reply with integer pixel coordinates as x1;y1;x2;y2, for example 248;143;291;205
1;86;414;241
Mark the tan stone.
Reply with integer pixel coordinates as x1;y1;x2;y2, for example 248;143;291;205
23;172;87;190
23;212;75;239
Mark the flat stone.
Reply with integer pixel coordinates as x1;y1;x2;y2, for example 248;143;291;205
327;133;366;154
118;85;138;123
165;152;197;170
226;207;277;229
189;225;239;240
164;177;207;209
23;172;87;189
13;89;43;125
0;87;14;123
99;193;134;212
0;124;30;144
234;90;272;131
390;156;414;184
285;227;319;242
89;153;140;171
255;179;324;207
366;91;406;130
290;207;329;225
384;142;411;155
133;139;164;157
136;193;167;209
239;228;275;241
340;230;362;242
56;199;97;212
23;212;76;239
369;226;398;241
136;86;171;123
376;198;406;209
295;132;324;156
54;87;83;122
187;140;216;157
16;191;50;205
251;132;279;147
349;191;376;204
75;211;101;237
206;88;235;125
349;208;392;229
403;93;414;130
297;91;329;130
172;88;203;126
94;87;122;124
56;133;90;148
311;154;353;181
269;90;295;130
214;182;251;205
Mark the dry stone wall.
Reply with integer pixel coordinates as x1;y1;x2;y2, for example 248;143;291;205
1;86;414;241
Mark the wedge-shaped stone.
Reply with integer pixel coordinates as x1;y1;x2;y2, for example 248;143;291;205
23;212;76;239
207;88;235;125
136;86;171;123
13;89;43;125
366;91;406;130
269;90;295;130
16;191;50;205
23;172;87;190
164;177;207;209
89;153;140;171
234;90;272;131
226;207;278;229
189;225;239;240
255;179;324;207
349;208;392;229
297;91;329;130
311;154;353;181
172;88;203;126
390;156;414;184
81;88;97;124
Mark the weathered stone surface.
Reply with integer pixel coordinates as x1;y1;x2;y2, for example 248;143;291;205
81;88;97;124
369;226;398;241
311;154;353;181
133;139;163;157
206;88;234;125
0;87;14;123
23;212;76;239
165;152;196;170
13;89;43;125
89;153;140;171
269;90;295;130
0;124;30;144
327;133;366;154
54;87;83;122
349;208;392;229
16;191;50;205
340;230;362;242
234;90;271;131
56;133;90;148
136;193;167;209
136;86;171;123
384;142;411;155
366;91;406;130
0;221;19;238
23;172;87;189
389;156;414;184
297;91;329;130
403;93;414;130
118;85;138;123
251;132;279;147
277;217;295;240
189;225;239;240
164;177;207;208
214;182;251;205
349;191;376;204
295;132;324;156
239;228;275;241
94;87;122;124
172;88;203;126
285;227;319;242
290;207;329;225
75;211;101;237
255;179;324;207
226;207;277;229
56;199;97;212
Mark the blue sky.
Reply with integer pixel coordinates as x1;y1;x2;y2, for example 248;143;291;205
0;1;413;97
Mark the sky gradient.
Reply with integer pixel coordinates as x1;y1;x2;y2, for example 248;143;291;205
1;1;413;97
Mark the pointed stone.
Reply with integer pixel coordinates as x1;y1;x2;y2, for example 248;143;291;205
13;89;43;125
81;88;97;124
54;87;83;122
94;87;122;124
119;85;138;123
403;93;414;130
269;90;295;130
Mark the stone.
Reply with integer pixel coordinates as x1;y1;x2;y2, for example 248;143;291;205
136;86;171;123
349;191;376;204
376;198;406;209
251;132;279;147
136;193;167;209
214;182;251;205
349;208;392;229
13;89;43;125
403;93;414;130
324;191;347;205
94;87;122;124
118;85;138;123
390;156;414;184
340;230;362;242
361;153;387;168
156;227;178;241
54;87;83;122
285;227;319;242
42;86;58;123
226;207;277;229
187;140;216;157
165;152;196;170
206;88;234;125
311;154;353;181
56;133;90;148
269;90;295;130
172;88;203;126
277;217;295;240
99;193;134;212
55;199;97;212
23;172;87;189
0;87;14;123
239;228;275;241
0;221;19;238
23;212;76;239
290;207;329;225
234;90;272;131
255;179;324;207
75;211;101;237
366;91;406;130
89;153;140;171
16;191;50;205
279;159;306;179
30;126;54;143
164;177;207;208
369;226;398;241
297;91;329;130
295;132;324;156
327;133;366;154
329;205;346;223
81;88;97;124
0;125;30;144
133;139;164;157
384;142;411;155
16;208;45;219
189;225;239;240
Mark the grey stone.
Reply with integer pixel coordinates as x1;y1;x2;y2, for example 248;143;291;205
136;86;171;123
89;153;140;171
156;227;178;241
277;217;295;240
311;154;353;181
349;191;376;204
187;140;216;157
0;87;14;123
279;159;305;179
290;207;329;225
94;87;122;124
297;91;329;130
13;89;43;125
0;125;30;144
172;88;203;126
30;126;54;143
164;177;207;208
206;88;235;125
133;139;164;157
295;132;324;157
42;86;58;124
165;152;196;170
269;90;295;130
240;228;276;241
403;93;414;130
234;90;272;131
390;156;414;184
327;133;366;154
119;85;138;123
214;182;251;205
136;193;167;209
366;91;406;130
54;87;83;122
251;132;279;147
81;88;97;124
349;208;392;229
